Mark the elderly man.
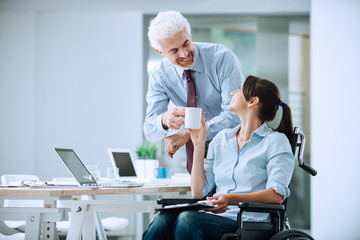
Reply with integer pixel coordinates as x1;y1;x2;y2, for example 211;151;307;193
144;10;244;173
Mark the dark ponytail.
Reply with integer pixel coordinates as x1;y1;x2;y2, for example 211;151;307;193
275;101;293;138
242;75;293;137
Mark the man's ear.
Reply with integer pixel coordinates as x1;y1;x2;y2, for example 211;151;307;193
248;97;259;108
155;49;164;57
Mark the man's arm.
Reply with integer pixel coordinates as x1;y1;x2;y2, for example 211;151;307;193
165;130;190;159
143;72;186;142
144;70;172;141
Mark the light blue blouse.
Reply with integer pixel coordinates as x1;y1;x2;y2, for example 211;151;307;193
144;42;244;141
202;123;295;222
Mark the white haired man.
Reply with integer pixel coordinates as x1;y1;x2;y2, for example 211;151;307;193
144;10;244;173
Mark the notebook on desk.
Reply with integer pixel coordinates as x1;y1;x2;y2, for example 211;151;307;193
54;148;143;188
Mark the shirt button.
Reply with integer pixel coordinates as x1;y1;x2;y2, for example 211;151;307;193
204;111;207;114
196;96;199;98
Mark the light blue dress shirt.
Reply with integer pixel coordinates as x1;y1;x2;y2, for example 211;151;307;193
202;123;295;222
144;42;245;141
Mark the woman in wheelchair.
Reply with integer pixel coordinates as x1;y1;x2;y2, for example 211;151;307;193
144;75;295;240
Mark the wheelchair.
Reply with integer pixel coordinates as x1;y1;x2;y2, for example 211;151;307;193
220;127;317;240
155;127;317;240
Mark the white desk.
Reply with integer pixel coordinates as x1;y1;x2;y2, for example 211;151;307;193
0;184;191;240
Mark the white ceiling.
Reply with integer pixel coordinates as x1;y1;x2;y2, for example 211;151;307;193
0;0;310;16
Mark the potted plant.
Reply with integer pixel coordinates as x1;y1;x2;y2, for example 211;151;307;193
135;140;158;160
135;141;159;179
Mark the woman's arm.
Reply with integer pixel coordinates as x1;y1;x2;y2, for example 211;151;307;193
205;188;283;214
190;140;206;198
188;111;207;198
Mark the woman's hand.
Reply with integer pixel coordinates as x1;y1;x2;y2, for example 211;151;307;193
187;110;207;147
203;194;230;214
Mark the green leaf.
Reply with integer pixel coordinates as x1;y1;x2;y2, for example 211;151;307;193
135;140;157;160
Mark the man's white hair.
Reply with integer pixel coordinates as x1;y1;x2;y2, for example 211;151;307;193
148;11;191;50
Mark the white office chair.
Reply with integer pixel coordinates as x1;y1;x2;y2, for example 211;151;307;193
0;174;43;233
0;232;25;240
52;177;129;234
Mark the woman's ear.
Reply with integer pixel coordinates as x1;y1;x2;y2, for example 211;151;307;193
248;96;259;108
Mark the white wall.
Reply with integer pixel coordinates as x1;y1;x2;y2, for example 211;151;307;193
311;0;360;239
0;12;36;175
0;10;143;179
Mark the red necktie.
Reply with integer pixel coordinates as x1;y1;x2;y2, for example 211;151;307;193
184;70;196;174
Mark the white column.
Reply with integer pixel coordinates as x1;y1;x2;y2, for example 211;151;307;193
310;0;360;239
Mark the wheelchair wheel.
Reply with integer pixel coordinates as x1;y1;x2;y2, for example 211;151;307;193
270;229;314;240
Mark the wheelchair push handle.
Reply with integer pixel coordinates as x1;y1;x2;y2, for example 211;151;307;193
299;162;317;176
293;128;317;176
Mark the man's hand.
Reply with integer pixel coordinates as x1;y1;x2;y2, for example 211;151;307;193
162;107;185;130
165;131;190;159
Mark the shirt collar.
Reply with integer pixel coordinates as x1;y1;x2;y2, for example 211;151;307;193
227;122;271;140
253;122;271;137
174;43;203;77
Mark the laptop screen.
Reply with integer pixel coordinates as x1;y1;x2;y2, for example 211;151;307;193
109;150;137;177
55;148;97;185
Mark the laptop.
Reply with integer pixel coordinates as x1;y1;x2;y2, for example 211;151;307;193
54;148;143;188
107;148;140;181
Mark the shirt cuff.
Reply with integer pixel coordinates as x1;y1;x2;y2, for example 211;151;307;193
156;113;169;135
267;181;290;201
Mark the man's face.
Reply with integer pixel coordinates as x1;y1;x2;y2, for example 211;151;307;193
157;29;195;69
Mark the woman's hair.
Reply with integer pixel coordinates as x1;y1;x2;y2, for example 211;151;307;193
148;11;191;50
242;75;293;137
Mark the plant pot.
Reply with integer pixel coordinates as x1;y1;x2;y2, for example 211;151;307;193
135;159;159;179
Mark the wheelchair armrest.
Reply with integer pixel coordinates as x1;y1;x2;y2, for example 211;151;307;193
238;202;285;213
237;202;286;233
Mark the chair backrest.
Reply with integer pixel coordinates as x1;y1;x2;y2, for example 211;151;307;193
287;127;317;176
1;174;43;207
287;127;304;163
283;127;316;229
282;127;308;210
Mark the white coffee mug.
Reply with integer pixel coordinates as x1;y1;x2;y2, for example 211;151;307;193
185;107;201;129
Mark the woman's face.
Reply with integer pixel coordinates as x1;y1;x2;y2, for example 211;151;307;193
228;84;247;114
